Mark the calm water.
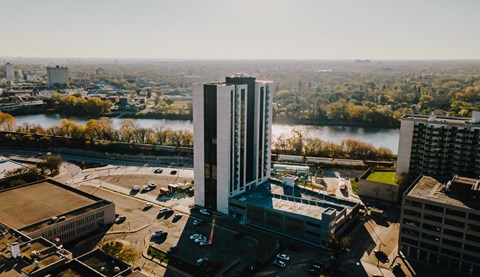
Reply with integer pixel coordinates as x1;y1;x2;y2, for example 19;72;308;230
14;114;400;153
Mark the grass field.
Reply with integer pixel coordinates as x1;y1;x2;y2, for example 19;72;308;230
365;171;397;185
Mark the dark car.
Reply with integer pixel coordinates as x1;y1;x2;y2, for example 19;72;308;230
173;214;182;221
374;250;389;263
170;170;177;175
167;245;178;254
153;168;163;174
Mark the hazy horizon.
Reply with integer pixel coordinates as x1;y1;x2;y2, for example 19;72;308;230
2;0;480;60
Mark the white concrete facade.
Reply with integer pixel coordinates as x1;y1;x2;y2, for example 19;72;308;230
47;66;69;87
5;63;14;80
193;75;274;214
193;83;205;208
396;119;414;177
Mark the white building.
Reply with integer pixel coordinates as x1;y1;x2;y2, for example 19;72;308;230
193;74;273;214
47;65;69;87
5;63;14;80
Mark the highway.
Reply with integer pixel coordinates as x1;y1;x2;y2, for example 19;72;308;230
0;147;193;169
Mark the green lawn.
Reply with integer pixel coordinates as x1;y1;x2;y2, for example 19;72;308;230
147;246;169;264
365;171;397;186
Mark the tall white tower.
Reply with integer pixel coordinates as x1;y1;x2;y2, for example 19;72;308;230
5;63;14;80
193;74;273;214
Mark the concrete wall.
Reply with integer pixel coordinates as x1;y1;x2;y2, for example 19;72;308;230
193;83;205;208
26;203;115;244
396;119;414;177
358;169;399;202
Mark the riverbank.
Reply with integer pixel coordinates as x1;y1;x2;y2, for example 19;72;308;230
11;113;400;153
11;109;401;129
273;115;400;129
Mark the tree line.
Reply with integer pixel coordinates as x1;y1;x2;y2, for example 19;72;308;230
0;111;193;147
273;129;394;160
45;93;113;117
1;111;395;159
272;74;480;127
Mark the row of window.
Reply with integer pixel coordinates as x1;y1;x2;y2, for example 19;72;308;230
402;227;480;252
404;200;480;221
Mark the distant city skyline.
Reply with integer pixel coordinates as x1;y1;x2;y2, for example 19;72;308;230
2;0;480;59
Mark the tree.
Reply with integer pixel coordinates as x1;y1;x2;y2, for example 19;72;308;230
329;233;350;260
38;156;62;175
101;240;138;264
0;111;16;131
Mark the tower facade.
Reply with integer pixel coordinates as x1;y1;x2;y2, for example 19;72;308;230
47;65;69;88
397;113;480;187
5;63;14;80
193;74;273;214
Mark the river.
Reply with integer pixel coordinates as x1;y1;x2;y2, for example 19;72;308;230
14;114;400;153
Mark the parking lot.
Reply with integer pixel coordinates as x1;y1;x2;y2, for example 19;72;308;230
69;165;344;276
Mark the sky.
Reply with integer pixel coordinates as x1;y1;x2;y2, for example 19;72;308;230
2;0;480;59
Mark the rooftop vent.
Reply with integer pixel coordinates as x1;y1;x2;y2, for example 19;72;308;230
445;181;452;192
11;242;21;258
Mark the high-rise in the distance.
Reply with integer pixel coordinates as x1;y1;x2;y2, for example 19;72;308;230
47;65;69;88
193;74;273;214
5;63;14;80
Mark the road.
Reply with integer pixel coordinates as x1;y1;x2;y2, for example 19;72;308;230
0;147;193;168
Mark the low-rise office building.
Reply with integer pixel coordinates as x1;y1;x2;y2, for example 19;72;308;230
0;179;115;244
399;175;480;274
229;179;360;247
0;223;140;277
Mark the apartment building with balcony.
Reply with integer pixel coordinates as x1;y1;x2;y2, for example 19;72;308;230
396;112;480;194
399;175;480;274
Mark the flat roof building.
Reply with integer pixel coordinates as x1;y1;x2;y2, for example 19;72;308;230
0;156;27;180
0;179;115;244
0;223;137;277
47;65;69;88
193;74;273;214
399;175;480;274
229;180;360;247
396;113;480;189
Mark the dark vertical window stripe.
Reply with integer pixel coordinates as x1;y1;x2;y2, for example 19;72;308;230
203;85;217;210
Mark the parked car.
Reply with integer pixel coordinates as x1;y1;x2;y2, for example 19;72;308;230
142;185;151;192
199;209;210;215
273;260;286;269
190;234;202;240
152;229;167;238
170;170;177;175
196;257;208;266
193;219;204;226
195;237;207;243
159;208;169;214
131;185;140;191
173;214;182;221
276;253;290;262
167;245;177;253
153;168;163;174
116;215;126;224
199;241;211;246
144;202;153;209
374;250;389;263
148;182;156;189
